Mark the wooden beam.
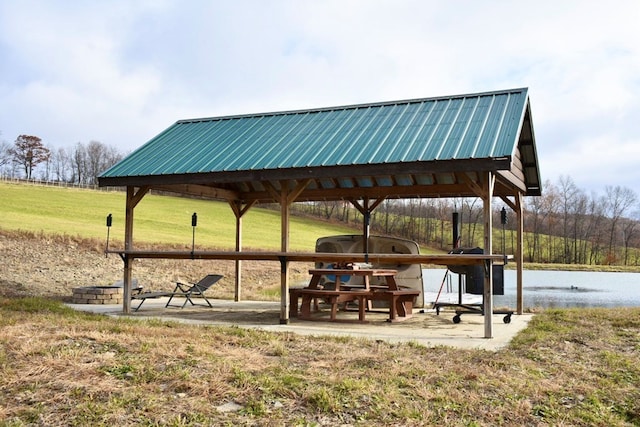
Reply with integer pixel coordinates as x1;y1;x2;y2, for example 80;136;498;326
285;179;311;204
459;173;485;200
129;186;150;208
153;184;239;201
348;196;386;259
369;196;387;211
229;199;256;218
242;183;484;202
350;199;365;215
106;249;508;265
143;185;502;203
262;181;280;201
499;195;517;212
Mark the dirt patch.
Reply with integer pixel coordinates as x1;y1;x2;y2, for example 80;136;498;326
0;229;310;301
134;305;284;325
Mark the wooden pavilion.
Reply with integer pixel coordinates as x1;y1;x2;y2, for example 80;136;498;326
98;87;541;338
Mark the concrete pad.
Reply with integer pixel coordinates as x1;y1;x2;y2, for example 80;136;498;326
65;298;533;351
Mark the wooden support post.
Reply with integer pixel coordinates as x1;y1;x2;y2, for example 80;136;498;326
362;197;370;258
123;187;135;313
482;172;494;339
122;186;148;314
516;193;524;315
269;179;309;324
500;194;524;316
229;200;255;302
280;189;290;324
350;196;386;263
235;211;243;302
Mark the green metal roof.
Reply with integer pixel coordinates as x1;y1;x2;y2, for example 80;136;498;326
99;88;541;199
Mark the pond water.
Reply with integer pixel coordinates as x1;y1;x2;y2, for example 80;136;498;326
422;268;640;309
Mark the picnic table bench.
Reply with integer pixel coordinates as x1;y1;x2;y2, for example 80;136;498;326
290;268;420;323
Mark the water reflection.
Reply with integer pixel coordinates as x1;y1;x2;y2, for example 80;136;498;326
524;285;600;293
423;269;640;309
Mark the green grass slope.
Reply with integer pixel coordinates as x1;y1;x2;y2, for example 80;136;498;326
0;182;358;251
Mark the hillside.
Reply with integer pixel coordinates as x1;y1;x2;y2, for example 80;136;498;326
0;229;312;301
0;181;363;300
0;181;360;250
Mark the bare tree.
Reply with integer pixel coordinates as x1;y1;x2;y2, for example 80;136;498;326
524;180;553;262
85;140;106;184
81;140;123;184
71;143;87;184
572;191;590;264
602;185;638;263
8;135;51;179
461;198;482;247
375;199;400;235
318;201;338;220
620;216;639;265
51;147;72;182
557;175;582;263
0;140;11;169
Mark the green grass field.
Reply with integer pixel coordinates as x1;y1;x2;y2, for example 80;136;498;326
0;181;357;251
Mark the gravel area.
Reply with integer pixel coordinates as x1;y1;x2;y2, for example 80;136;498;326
0;230;309;301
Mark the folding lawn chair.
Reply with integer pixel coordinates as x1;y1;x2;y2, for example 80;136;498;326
166;274;224;309
112;278;143;294
131;289;174;312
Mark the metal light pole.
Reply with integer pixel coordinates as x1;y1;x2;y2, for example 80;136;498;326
105;213;112;257
500;207;507;263
191;212;198;257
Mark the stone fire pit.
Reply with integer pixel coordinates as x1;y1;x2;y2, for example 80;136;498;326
72;286;123;304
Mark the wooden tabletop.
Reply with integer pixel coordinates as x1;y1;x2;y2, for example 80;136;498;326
308;268;398;276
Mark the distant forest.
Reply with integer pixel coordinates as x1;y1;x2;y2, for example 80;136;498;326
2;136;639;266
282;178;640;267
0;136;122;184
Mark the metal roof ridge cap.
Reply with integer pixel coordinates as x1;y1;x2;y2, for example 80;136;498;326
174;88;530;124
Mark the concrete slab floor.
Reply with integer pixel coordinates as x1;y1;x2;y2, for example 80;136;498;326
66;298;533;351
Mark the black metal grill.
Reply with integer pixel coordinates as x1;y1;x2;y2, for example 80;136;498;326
447;247;504;295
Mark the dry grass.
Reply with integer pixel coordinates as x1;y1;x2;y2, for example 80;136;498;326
1;229;640;425
0;228;311;302
0;297;638;426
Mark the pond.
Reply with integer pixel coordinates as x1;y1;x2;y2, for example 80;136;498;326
422;268;640;309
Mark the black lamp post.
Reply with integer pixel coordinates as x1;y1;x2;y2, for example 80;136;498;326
105;213;112;256
191;212;198;256
500;207;508;262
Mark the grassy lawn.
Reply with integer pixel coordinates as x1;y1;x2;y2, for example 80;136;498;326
0;298;638;425
0;181;357;251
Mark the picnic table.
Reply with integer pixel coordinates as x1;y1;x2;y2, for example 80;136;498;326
290;268;420;323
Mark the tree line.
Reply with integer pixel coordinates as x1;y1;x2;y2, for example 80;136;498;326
0;134;123;185
289;176;640;266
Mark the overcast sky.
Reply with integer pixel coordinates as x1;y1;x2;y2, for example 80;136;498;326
1;0;639;194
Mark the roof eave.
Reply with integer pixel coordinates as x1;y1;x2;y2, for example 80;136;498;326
98;157;513;188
